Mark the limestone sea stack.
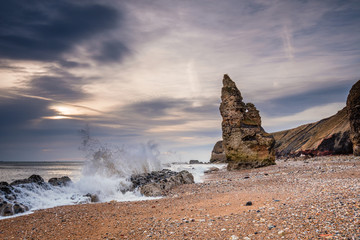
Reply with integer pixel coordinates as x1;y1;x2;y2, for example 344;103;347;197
220;74;275;170
347;79;360;156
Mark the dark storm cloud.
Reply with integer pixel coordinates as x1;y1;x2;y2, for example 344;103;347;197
259;80;354;117
0;0;124;62
27;74;88;101
0;95;55;129
94;40;130;63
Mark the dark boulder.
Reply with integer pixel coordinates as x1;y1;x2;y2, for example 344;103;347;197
189;160;202;164
131;169;194;197
84;193;100;203
48;176;72;187
10;174;44;186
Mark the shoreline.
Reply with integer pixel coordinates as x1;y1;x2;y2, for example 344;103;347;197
1;156;359;239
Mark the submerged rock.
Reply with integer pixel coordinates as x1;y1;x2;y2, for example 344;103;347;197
209;141;226;163
131;169;194;197
347;79;360;156
219;74;275;170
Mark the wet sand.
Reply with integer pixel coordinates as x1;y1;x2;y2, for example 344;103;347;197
1;156;359;239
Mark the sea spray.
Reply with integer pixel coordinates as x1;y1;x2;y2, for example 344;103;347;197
79;127;162;178
0;129;223;219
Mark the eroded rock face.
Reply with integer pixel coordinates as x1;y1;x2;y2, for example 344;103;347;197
347;79;360;156
209;141;226;163
220;74;275;170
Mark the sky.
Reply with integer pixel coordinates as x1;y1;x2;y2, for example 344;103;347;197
0;0;359;162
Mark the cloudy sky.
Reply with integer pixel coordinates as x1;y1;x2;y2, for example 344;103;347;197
0;0;359;162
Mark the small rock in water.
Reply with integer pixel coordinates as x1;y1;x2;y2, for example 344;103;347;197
245;201;253;206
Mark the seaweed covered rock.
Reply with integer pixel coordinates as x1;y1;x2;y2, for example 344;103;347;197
347;79;360;156
219;74;275;170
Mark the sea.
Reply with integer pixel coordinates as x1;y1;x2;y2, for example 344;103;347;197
0;138;225;219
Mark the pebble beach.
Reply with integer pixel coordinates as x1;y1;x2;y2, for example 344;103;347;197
1;156;359;239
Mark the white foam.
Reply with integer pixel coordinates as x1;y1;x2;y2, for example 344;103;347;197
0;134;225;220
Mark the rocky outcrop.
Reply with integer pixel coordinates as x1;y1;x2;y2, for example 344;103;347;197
273;107;352;157
130;169;194;197
48;176;72;187
0;197;29;216
273;80;360;158
0;175;72;217
10;174;45;186
219;74;275;170
347;80;360;156
209;141;226;163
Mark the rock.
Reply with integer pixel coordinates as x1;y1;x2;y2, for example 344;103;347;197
268;224;276;230
0;197;29;216
189;160;202;164
209;141;226;163
0;182;12;195
13;203;29;214
136;170;194;197
10;174;44;186
140;183;163;197
245;201;253;206
48;176;72;187
84;193;100;203
273;107;352;157
347;79;360;156
204;167;220;174
230;235;239;240
219;74;275;170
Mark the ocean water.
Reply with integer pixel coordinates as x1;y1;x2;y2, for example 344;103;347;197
0;136;226;219
0;161;83;183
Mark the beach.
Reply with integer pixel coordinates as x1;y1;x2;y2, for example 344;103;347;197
1;156;359;239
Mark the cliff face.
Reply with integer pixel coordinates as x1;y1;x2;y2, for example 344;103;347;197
273;79;360;157
272;107;352;157
220;74;275;170
347;80;360;156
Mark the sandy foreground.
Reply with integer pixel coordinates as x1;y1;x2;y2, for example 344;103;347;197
0;156;359;240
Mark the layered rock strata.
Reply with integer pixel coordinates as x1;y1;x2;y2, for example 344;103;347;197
347;80;360;156
273;79;360;157
273;107;352;157
219;74;275;170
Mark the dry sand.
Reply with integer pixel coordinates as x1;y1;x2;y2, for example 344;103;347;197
0;156;359;239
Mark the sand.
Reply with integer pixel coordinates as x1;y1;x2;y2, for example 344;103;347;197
0;156;359;239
